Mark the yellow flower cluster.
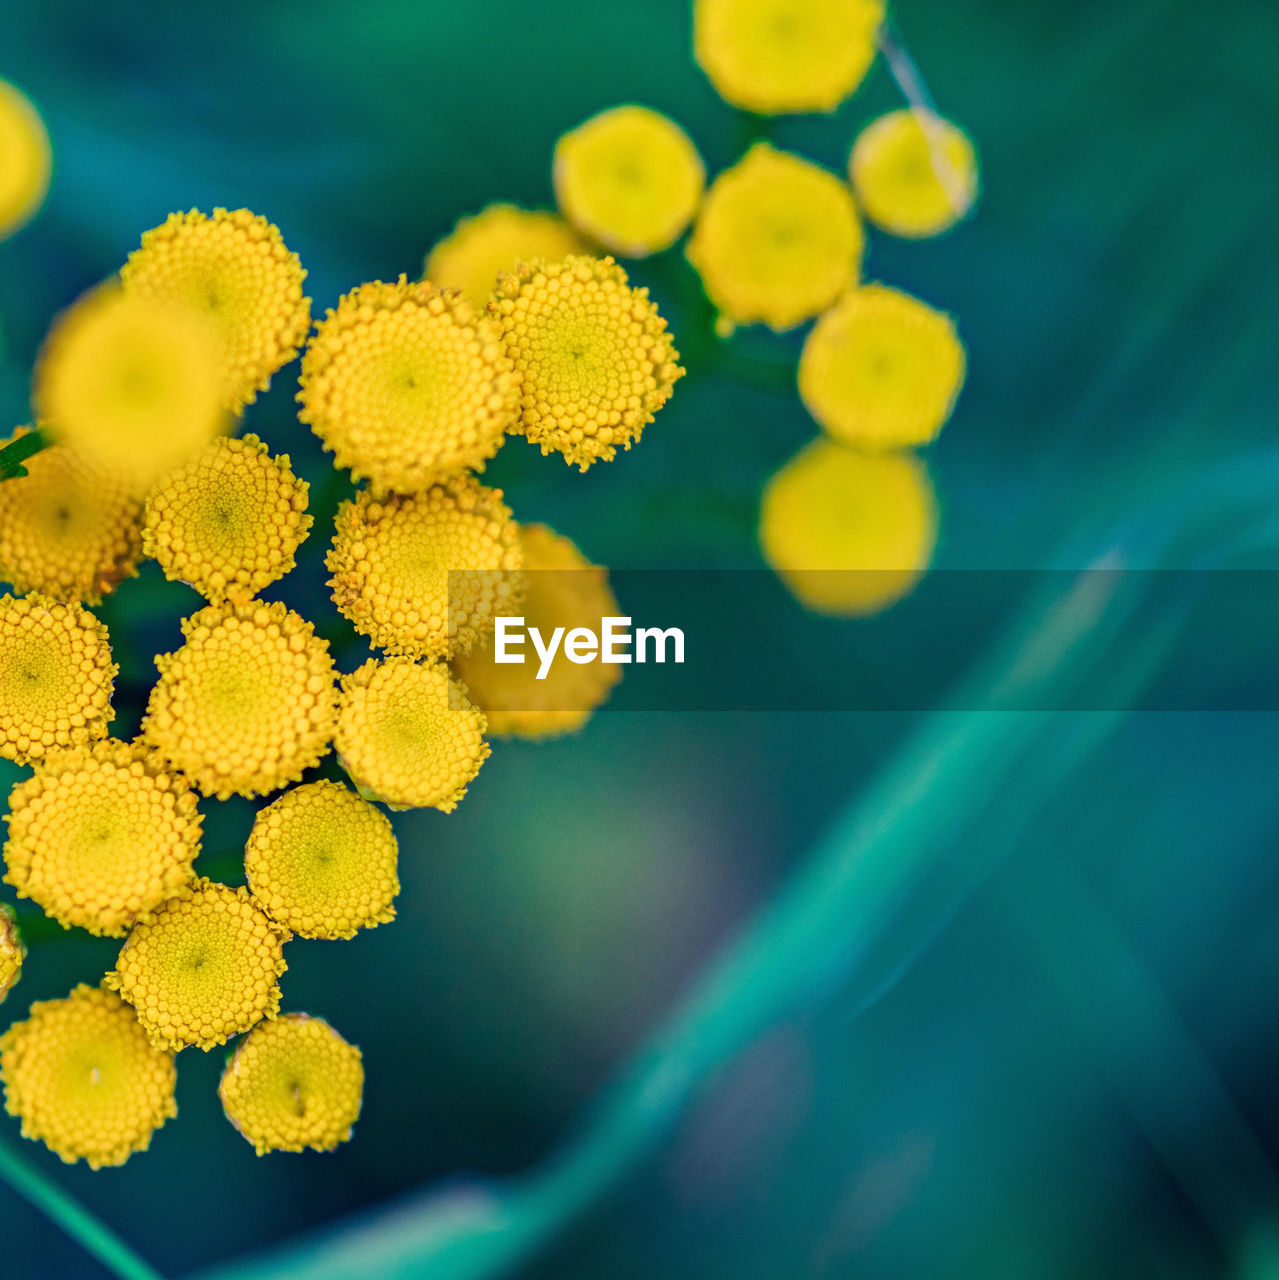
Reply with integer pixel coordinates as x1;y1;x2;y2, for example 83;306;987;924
0;77;51;240
0;905;23;1004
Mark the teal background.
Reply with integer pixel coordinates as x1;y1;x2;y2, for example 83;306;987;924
4;1;1279;1277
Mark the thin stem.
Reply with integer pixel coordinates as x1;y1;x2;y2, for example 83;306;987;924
0;429;49;481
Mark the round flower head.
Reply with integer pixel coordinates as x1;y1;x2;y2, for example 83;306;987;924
493;255;683;469
0;904;23;1004
106;878;289;1052
298;276;520;494
0;593;115;765
0;77;51;239
850;108;978;238
143;433;312;603
336;658;489;812
759;439;937;616
694;0;884;114
453;524;621;739
798;284;966;450
3;740;202;937
246;781;398;940
327;478;523;661
553;105;705;257
0;427;143;604
688;143;863;332
33;284;227;493
219;1014;363;1155
121;208;311;411
0;985;176;1168
426;204;585;309
141;600;337;799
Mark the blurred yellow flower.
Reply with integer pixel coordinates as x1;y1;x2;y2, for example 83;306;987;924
687;143;863;331
553;105;705;256
759;438;937;615
0;77;52;239
0;904;23;1004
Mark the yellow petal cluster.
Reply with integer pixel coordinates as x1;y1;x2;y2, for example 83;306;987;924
327;478;523;661
143;433;312;603
759;438;937;615
336;658;489;812
298;277;520;494
694;0;884;115
0;427;143;604
0;904;23;1003
106;878;288;1052
3;740;201;937
219;1014;363;1155
453;524;621;739
0;77;51;240
425;204;585;308
245;781;398;940
553;105;705;257
798;283;966;449
121;207;311;411
0;984;176;1168
493;255;683;469
687;143;863;332
141;600;337;799
0;593;115;765
850;108;978;238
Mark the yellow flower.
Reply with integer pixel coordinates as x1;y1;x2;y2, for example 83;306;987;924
493;255;683;469
553;105;705;256
3;740;202;937
0;984;176;1168
759;438;937;615
121;207;311;411
218;1014;363;1155
0;77;51;240
106;878;289;1053
143;433;312;604
245;781;398;940
453;524;621;739
0;593;115;765
141;600;338;799
798;283;966;449
336;658;489;812
327;478;523;661
687;143;863;331
297;277;520;494
693;0;884;114
0;904;23;1004
425;204;585;308
33;284;228;493
850;108;978;238
0;427;143;604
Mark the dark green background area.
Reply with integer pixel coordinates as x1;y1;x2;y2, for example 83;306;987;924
3;2;1279;1278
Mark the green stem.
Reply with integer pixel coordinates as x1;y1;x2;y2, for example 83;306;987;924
0;429;49;481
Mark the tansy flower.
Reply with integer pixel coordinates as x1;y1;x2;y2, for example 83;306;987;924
0;427;143;604
3;740;202;937
553;105;705;257
121;207;311;411
687;143;863;332
798;283;966;449
141;600;337;799
0;77;51;240
759;438;937;615
219;1014;363;1155
297;277;520;494
0;904;23;1004
0;593;115;765
850;108;978;238
143;433;312;604
327;478;523;661
453;524;621;739
245;781;398;940
33;284;227;492
693;0;884;115
336;658;489;812
425;204;585;308
493;255;683;469
0;985;176;1168
106;878;289;1052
